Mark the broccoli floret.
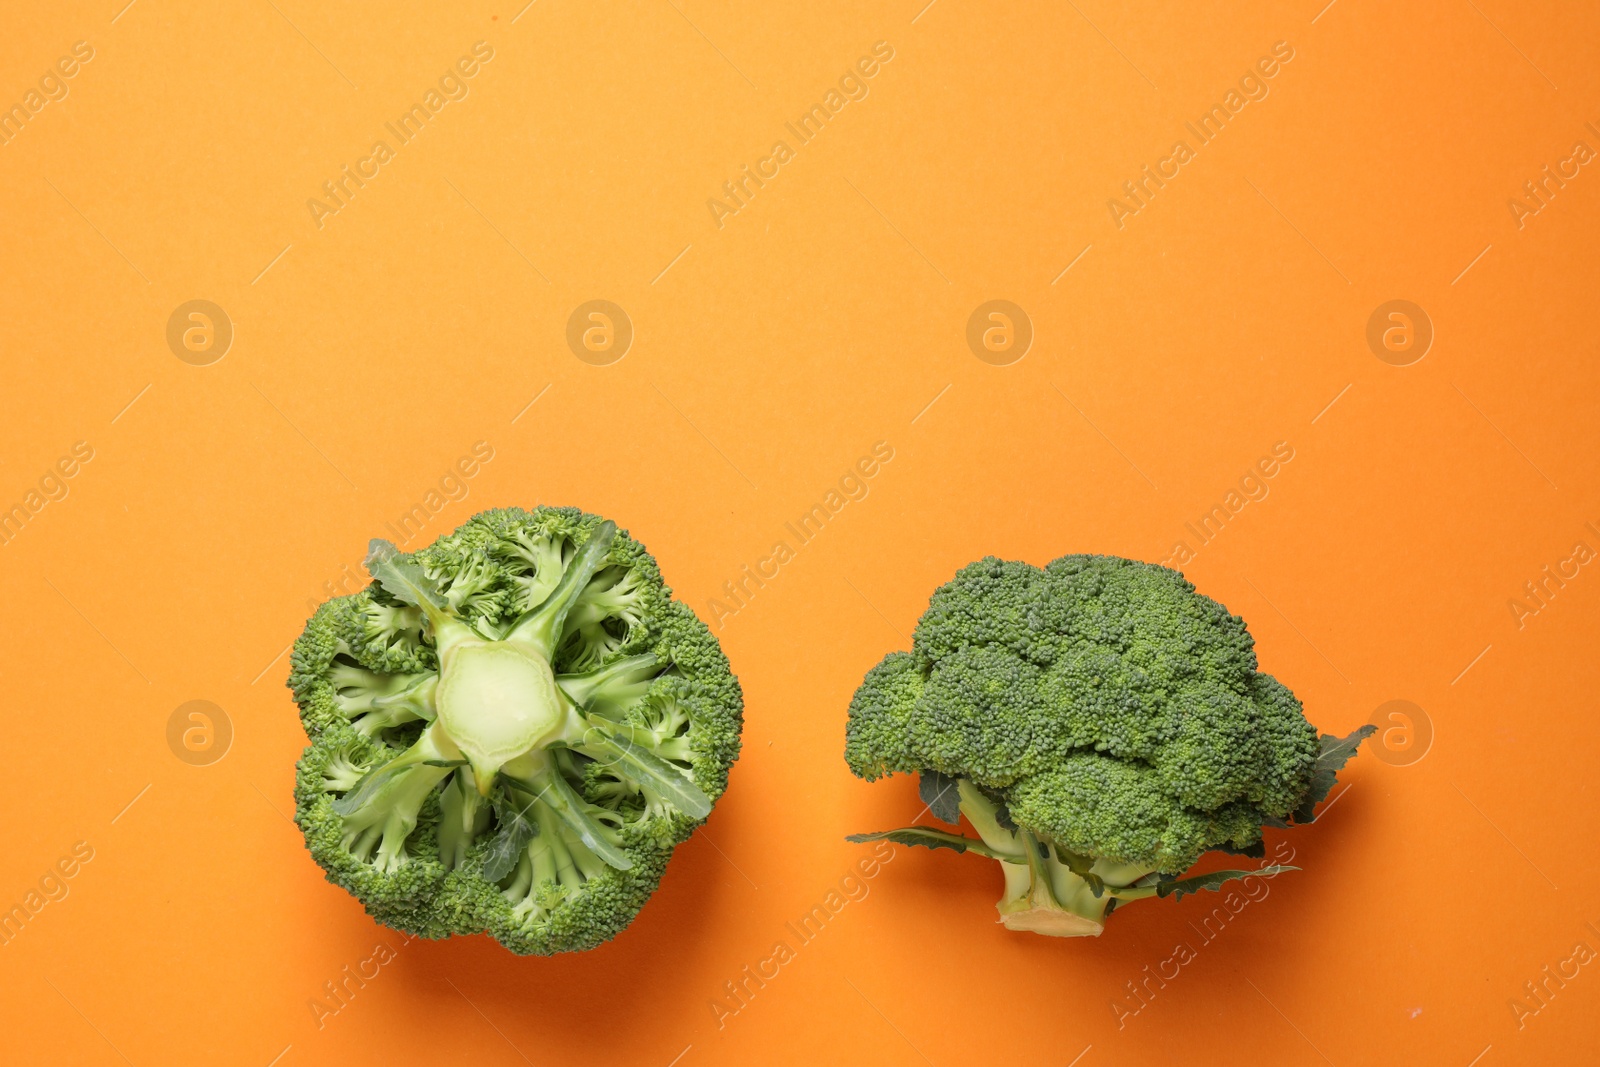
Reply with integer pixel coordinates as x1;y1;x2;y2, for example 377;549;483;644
844;554;1371;938
289;507;743;954
325;663;437;739
354;601;431;673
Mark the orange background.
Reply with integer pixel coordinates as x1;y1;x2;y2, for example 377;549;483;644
2;1;1597;1064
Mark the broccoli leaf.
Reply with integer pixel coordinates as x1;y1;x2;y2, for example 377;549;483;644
482;789;541;882
1052;845;1108;898
534;771;633;871
1152;864;1298;901
331;758;410;817
1212;840;1267;859
579;719;711;819
845;827;1002;860
365;540;449;611
919;769;962;824
1293;724;1377;823
505;521;617;653
991;797;1017;832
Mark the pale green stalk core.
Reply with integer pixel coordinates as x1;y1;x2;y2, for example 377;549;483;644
328;520;711;888
437;640;571;791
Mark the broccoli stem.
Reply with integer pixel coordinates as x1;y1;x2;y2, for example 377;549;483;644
572;719;711;819
335;722;458;873
437;768;490;869
422;522;619;791
435;639;575;791
531;796;607;884
955;780;1153;937
503;522;617;653
555;653;662;714
329;667;438;736
339;521;713;897
501;753;633;871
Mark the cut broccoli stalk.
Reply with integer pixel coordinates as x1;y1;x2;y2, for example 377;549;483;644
846;779;1157;936
322;520;710;889
436;640;571;789
957;781;1155;936
371;521;617;788
849;775;1303;937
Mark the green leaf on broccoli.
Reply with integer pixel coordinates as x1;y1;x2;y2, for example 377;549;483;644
1151;864;1298;901
845;827;1002;859
1293;724;1377;823
364;539;449;611
919;769;962;824
482;788;540;882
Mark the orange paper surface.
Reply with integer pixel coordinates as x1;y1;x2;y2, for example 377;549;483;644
2;2;1597;1064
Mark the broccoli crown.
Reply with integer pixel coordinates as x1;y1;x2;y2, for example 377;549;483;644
289;506;742;954
845;554;1321;873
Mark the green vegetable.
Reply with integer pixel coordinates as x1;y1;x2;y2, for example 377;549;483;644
844;554;1372;938
288;507;742;954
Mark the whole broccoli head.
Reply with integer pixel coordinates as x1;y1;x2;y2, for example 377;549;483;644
288;506;742;954
845;554;1370;938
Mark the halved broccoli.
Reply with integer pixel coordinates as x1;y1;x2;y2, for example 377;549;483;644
844;554;1370;938
288;507;742;954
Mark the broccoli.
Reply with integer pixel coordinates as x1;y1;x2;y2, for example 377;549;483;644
844;554;1372;938
288;507;742;954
